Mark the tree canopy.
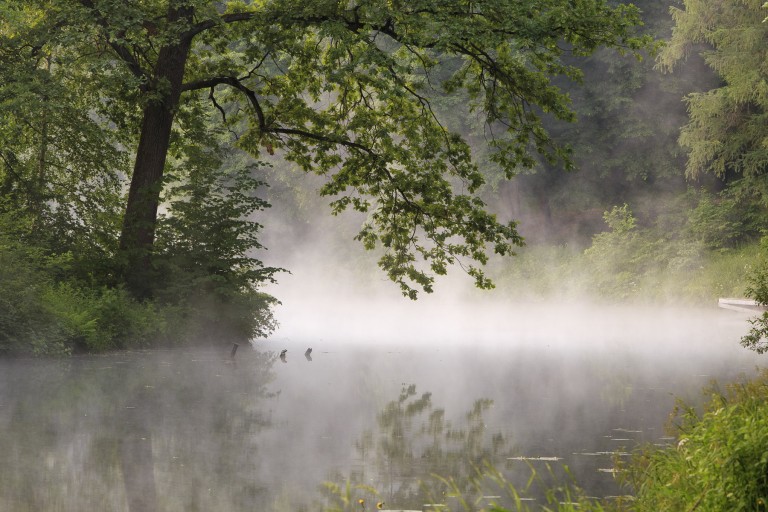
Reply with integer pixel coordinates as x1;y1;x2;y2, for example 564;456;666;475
1;0;652;299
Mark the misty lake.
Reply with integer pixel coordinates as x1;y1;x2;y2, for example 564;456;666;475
0;301;763;511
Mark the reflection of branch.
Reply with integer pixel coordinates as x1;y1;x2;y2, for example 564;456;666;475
349;384;509;506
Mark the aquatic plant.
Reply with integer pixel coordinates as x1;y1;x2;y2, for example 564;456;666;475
425;461;608;512
319;460;609;512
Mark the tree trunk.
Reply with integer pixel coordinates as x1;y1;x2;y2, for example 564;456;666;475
119;7;193;298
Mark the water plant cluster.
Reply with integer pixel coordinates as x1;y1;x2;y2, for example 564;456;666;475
617;369;768;512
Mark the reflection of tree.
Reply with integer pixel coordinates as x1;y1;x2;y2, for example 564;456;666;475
320;382;608;512
0;348;278;511
322;384;513;510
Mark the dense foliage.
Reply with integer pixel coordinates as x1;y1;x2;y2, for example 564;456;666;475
659;0;768;187
1;0;768;356
740;236;768;353
0;0;661;353
487;190;763;304
617;370;768;511
153;152;280;342
0;152;278;354
1;0;653;299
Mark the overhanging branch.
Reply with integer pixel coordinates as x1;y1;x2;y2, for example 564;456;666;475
182;75;266;129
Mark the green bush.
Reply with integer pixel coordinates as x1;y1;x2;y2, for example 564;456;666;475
685;190;752;250
618;370;768;511
0;238;63;355
40;283;105;352
40;283;165;352
0;231;166;355
0;223;276;355
583;204;669;299
740;237;768;352
153;156;281;345
94;287;165;349
569;200;761;303
157;285;278;345
0;154;280;354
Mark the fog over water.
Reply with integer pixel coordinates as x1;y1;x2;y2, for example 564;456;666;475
263;244;753;350
1;284;762;510
249;253;762;507
3;223;765;511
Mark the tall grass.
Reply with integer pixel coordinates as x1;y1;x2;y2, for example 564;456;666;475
616;369;768;511
319;462;612;512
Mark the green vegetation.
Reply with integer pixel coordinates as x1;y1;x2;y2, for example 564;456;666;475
0;145;279;355
658;0;768;188
0;0;659;353
320;463;608;512
740;238;768;353
0;0;652;303
492;191;765;304
617;370;768;512
0;0;765;357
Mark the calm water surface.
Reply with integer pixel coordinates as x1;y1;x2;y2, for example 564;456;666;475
0;303;762;511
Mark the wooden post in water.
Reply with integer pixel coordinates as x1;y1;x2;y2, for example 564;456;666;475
230;343;239;359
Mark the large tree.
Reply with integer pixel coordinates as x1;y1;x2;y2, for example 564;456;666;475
1;0;651;299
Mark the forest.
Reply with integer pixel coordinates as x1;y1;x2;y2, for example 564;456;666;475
1;0;767;355
3;1;768;510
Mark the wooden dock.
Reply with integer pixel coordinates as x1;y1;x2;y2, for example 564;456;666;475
718;298;768;314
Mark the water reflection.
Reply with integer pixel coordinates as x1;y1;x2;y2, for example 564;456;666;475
0;311;763;511
0;349;278;511
314;384;511;511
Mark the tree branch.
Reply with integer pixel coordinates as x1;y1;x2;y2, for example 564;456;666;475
181;75;267;129
208;87;227;123
270;126;375;156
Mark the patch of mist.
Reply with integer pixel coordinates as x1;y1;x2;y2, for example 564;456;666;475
253;162;751;357
259;229;752;356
